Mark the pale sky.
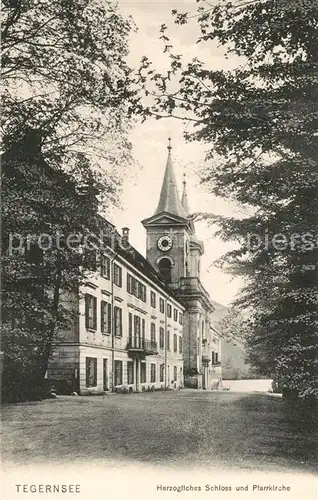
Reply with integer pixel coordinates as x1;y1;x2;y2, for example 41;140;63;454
110;0;244;306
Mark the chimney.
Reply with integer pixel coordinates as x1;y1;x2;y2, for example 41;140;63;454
121;227;130;247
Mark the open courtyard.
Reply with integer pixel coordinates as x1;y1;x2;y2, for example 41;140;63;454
2;389;317;475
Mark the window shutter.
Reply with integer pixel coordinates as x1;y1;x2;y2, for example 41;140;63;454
93;297;97;329
93;358;97;386
107;303;112;333
128;313;133;341
119;308;122;336
119;267;122;287
142;318;145;339
85;295;89;329
114;306;117;334
86;358;90;386
101;302;104;332
106;258;110;279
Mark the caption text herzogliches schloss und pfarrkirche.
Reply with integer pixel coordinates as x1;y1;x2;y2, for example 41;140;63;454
157;484;291;493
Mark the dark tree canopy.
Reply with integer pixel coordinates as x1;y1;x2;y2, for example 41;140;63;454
2;0;137;204
139;0;318;399
1;0;138;401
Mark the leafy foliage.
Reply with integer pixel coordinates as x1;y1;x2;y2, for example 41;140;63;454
139;0;318;399
2;0;137;205
1;132;102;401
1;0;137;401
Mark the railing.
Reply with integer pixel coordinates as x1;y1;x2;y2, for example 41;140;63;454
127;337;158;355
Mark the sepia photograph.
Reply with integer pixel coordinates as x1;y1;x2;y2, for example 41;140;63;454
1;0;317;499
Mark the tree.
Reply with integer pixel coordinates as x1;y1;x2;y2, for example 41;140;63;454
1;0;136;204
1;0;138;401
1;131;104;401
139;0;318;399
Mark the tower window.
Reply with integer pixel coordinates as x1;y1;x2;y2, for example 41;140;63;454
158;257;172;283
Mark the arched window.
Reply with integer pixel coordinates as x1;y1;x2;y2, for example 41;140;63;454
158;257;172;283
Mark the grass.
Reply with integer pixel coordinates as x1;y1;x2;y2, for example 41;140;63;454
2;390;317;473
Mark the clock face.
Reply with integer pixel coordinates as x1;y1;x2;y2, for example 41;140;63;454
157;235;173;252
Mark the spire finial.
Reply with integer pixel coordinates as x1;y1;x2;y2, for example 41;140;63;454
181;172;190;215
167;137;172;152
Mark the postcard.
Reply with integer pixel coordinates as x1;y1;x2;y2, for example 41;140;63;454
2;1;317;499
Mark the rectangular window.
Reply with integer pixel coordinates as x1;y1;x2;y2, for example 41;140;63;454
140;362;146;383
86;357;97;387
140;283;146;302
127;361;134;385
128;312;133;343
114;306;122;336
133;277;139;297
167;304;172;318
212;351;215;365
151;363;156;383
101;255;110;279
173;333;178;353
113;264;122;287
101;300;111;334
141;317;145;340
127;273;133;294
134;315;141;336
159;298;164;313
159;327;164;349
179;312;183;325
150;323;156;344
173;308;178;322
131;280;147;302
114;360;123;386
85;294;97;330
160;364;164;383
173;366;177;382
150;291;156;308
167;330;170;351
215;352;219;364
179;336;183;354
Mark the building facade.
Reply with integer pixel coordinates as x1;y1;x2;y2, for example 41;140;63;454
48;223;185;394
48;140;222;394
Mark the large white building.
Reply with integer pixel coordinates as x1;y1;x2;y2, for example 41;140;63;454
48;141;222;393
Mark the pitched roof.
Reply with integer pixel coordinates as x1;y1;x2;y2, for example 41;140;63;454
97;215;184;306
181;174;190;215
153;142;187;219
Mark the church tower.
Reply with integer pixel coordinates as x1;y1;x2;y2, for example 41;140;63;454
142;140;217;390
141;139;193;289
